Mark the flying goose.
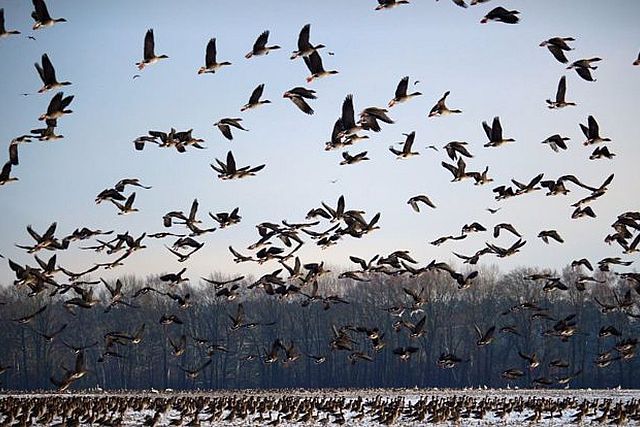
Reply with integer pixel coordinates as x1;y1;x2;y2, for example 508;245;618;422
546;76;575;109
441;157;470;182
245;30;280;58
31;0;67;30
283;87;316;115
290;24;325;60
0;161;18;186
567;57;601;81
114;178;151;192
468;166;493;185
210;151;265;180
304;50;338;83
580;115;611;145
209;208;242;228
541;134;570;152
480;7;520;24
359;107;394;132
35;54;71;93
338;95;362;137
474;325;496;346
538;229;564;244
388;76;422;107
375;0;410;11
214;118;248;140
438;0;468;8
241;84;271;111
483;116;515;147
407;195;436;212
111;192;138;215
39;91;73;121
179;359;212;379
589;146;615;160
198;38;231;74
340;150;369;165
428;91;462;117
461;222;486;234
511;173;544;195
443;141;472;160
486;238;526;257
539;37;575;64
0;9;20;38
136;29;168;70
389;131;419;159
493;223;521;238
393;346;419;360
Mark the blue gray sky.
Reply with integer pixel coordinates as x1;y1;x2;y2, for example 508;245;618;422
1;0;639;284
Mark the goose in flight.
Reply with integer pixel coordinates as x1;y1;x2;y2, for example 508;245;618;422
481;7;520;24
567;58;601;82
359;106;394;132
35;54;71;93
304;50;338;83
291;24;325;60
483;116;515;147
546;76;575;109
198;38;231;74
512;173;544;195
468;166;493;186
388;76;422;107
283;87;316;115
375;0;410;10
136;29;168;70
493;223;521;238
338;95;362;137
245;30;280;58
31;0;67;30
114;178;151;192
539;37;575;64
444;141;473;161
210;151;265;180
214;118;248;141
241;84;271;111
580;115;611;145
428;91;462;117
209;208;242;228
0;9;20;38
589;146;615;160
538;229;564;244
111;192;138;215
407;195;436;212
486;238;526;257
541;134;570;152
0;162;18;186
389;131;419;159
340;150;369;165
39;91;73;121
441;157;470;182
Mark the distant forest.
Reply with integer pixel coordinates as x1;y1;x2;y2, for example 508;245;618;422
1;264;639;391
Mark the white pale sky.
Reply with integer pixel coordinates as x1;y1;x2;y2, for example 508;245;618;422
0;0;639;284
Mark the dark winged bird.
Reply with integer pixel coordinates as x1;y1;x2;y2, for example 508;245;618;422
340;150;369;165
481;7;520;24
375;0;410;11
589;146;615;160
493;223;521;238
359;106;394;132
475;325;496;346
31;0;67;30
111;192;138;215
580;115;611;145
39;91;73;121
389;131;419;159
634;51;640;66
546;76;575;109
393;346;419;360
214;118;248;140
512;173;544;195
539;37;575;64
541;134;570;152
241;84;271;111
436;0;468;8
407;195;436;212
486;239;526;257
0;161;18;186
443;141;472;160
35;54;71;93
198;38;231;74
483;116;514;147
567;57;602;81
538;229;564;244
210;151;265;180
428;91;462;117
245;30;280;58
290;24;325;60
0;8;21;38
304;51;338;83
388;76;422;107
179;359;212;379
136;29;168;70
283;87;316;115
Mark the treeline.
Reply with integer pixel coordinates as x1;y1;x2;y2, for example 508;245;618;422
0;265;639;391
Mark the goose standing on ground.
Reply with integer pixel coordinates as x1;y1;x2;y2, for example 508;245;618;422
283;87;316;115
428;91;462;117
483;116;515;147
290;24;325;60
39;92;73;121
388;76;422;107
389;131;419;159
245;30;280;58
136;29;168;70
241;84;271;111
304;51;338;83
375;0;410;11
31;0;67;30
567;58;601;82
198;38;231;74
546;76;575;109
214;118;248;141
580;115;611;145
0;9;20;38
539;37;575;64
35;54;71;93
480;7;520;24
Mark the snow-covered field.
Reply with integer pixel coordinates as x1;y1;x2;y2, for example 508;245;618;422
1;388;639;425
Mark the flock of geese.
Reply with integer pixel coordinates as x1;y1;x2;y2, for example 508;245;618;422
1;0;640;423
